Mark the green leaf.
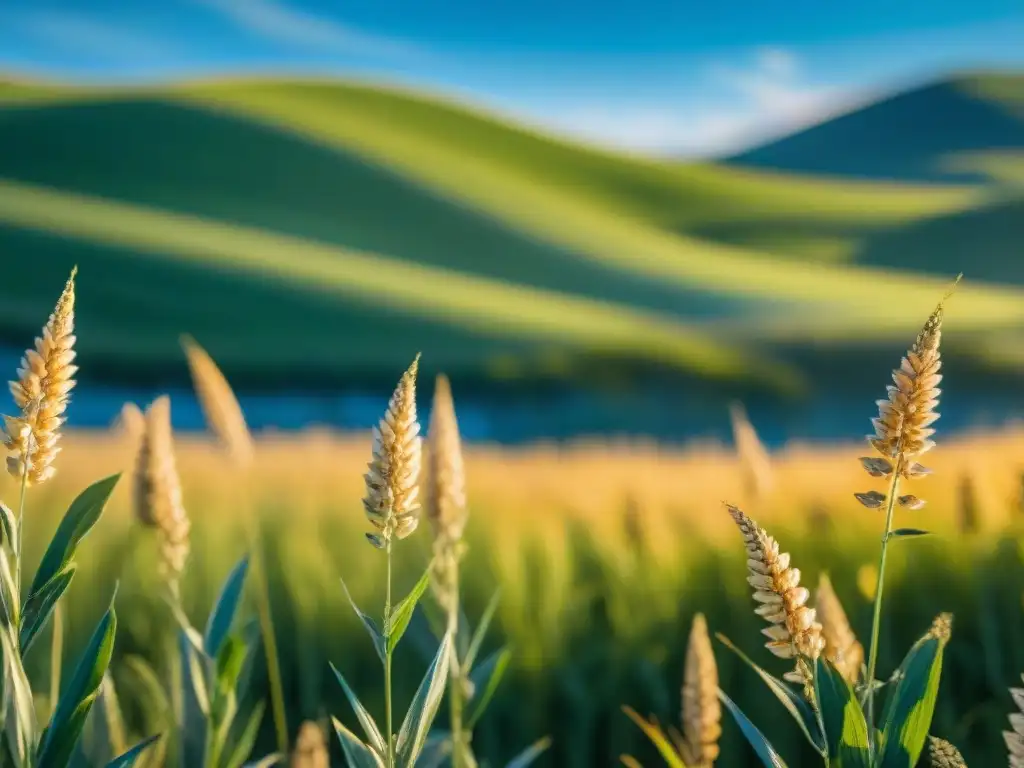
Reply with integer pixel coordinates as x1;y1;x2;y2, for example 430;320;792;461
240;755;285;768
464;588;501;671
221;702;265;768
1;621;37;768
330;663;386;757
180;628;210;717
814;657;871;767
215;635;247;698
396;632;453;767
467;646;512;728
0;499;16;549
385;567;432;653
20;563;76;655
205;557;250;659
340;577;385;665
505;736;553;768
621;707;687;768
104;734;162;768
413;732;452;768
332;717;385;768
38;596;118;768
718;689;789;768
878;615;951;768
76;672;128;765
890;529;931;538
30;475;119;597
716;634;826;755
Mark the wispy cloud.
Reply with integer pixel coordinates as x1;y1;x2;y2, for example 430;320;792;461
13;11;178;62
193;0;422;60
538;47;857;157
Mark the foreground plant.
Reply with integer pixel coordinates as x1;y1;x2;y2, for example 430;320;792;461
0;267;157;766
662;281;968;768
331;355;454;768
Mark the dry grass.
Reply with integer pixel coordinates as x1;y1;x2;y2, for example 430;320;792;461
814;574;864;685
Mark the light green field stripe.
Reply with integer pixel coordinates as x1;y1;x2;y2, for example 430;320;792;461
0;177;796;387
174;87;1024;336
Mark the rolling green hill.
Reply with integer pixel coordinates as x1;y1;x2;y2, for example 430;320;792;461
729;73;1024;183
1;74;1023;393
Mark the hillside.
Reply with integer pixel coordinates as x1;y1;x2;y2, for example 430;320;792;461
2;75;1024;396
728;73;1024;183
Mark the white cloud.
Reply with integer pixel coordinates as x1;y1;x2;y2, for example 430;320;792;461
14;12;178;62
193;0;421;60
535;48;858;157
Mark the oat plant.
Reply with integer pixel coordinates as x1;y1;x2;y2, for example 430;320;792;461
0;267;158;767
330;356;454;768
700;280;966;768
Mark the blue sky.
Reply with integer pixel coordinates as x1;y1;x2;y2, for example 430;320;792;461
2;0;1023;155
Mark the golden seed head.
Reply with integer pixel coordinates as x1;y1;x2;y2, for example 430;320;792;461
869;284;957;467
681;613;721;768
926;737;966;768
726;504;824;691
112;402;146;443
929;612;953;642
1006;676;1024;768
730;402;773;500
132;396;191;591
4;267;78;486
814;574;864;685
363;355;422;548
180;336;254;467
290;721;329;768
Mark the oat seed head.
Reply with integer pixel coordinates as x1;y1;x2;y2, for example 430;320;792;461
181;335;254;467
112;402;146;443
681;613;721;768
814;574;864;685
926;736;966;767
4;266;78;486
132;396;191;591
1005;675;1024;768
363;355;422;548
290;721;329;768
726;504;824;691
730;401;773;500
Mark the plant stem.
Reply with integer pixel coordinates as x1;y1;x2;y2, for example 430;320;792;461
864;456;903;741
248;519;289;754
385;541;394;768
49;602;63;716
14;454;29;607
448;560;466;768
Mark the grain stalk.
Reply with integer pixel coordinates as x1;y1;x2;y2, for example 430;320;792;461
857;277;957;733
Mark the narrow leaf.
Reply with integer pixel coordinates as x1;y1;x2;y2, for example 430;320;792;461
20;563;76;655
621;707;686;768
38;597;118;768
332;717;385;768
716;634;825;754
1;625;36;767
241;755;286;768
878;615;951;768
31;474;119;596
505;736;553;768
718;689;789;768
340;577;386;664
0;500;15;549
330;662;386;756
467;646;512;728
396;632;453;766
386;567;432;653
104;734;162;768
890;529;931;538
221;702;265;768
205;557;250;659
814;657;871;767
464;588;502;671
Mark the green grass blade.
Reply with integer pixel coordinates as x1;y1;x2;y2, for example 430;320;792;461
878;616;951;768
339;577;385;664
204;557;250;659
621;707;687;768
30;474;119;597
505;736;553;768
329;662;386;757
332;717;385;768
718;689;789;768
38;595;118;768
464;588;502;671
466;646;512;728
20;563;75;655
104;734;162;768
814;657;871;767
221;702;266;768
385;566;432;653
716;634;826;754
0;500;16;549
396;631;453;766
